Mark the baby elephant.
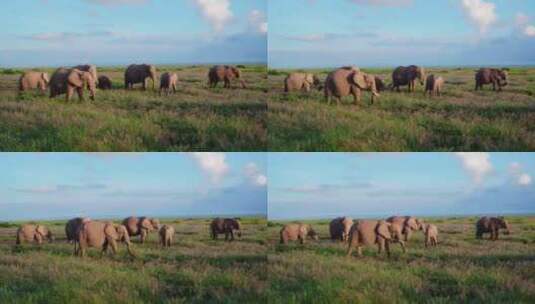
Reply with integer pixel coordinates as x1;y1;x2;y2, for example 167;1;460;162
159;72;178;96
19;71;49;94
159;225;175;248
425;74;444;97
210;218;242;241
16;224;54;245
423;223;438;247
97;76;112;90
284;73;321;93
279;223;319;245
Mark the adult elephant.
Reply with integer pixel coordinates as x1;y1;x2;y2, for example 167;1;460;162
19;71;49;94
65;217;91;243
77;221;134;257
324;66;379;105
386;216;423;241
49;68;96;101
329;217;353;242
124;64;157;90
476;216;510;240
391;65;426;92
16;224;54;245
346;220;402;257
210;218;242;241
284;73;321;93
73;64;98;84
475;68;508;91
122;216;160;243
208;65;246;89
279;223;319;245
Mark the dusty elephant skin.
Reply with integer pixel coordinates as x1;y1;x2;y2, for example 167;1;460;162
122;216;160;243
279;223;319;245
16;224;54;245
159;225;175;248
210;218;242;241
65;217;91;254
391;65;426;92
423;223;439;247
324;66;379;105
97;75;112;90
386;215;424;241
329;217;353;242
208;65;246;89
124;64;157;90
77;221;134;257
18;71;49;94
73;64;98;84
425;74;444;97
476;216;511;240
346;220;398;257
475;68;508;91
49;68;96;101
159;72;178;96
284;73;321;93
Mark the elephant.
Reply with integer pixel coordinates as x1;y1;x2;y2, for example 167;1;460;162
284;73;321;93
159;224;175;248
329;217;353;242
124;64;157;90
475;68;508;91
159;72;178;96
77;221;134;257
324;66;380;105
425;74;444;97
208;65;246;89
423;223;438;247
73;64;98;84
346;220;398;257
386;216;423;241
279;223;319;245
210;218;242;241
16;224;54;245
476;216;510;240
19;71;49;94
122;216;160;243
391;65;426;92
65;217;91;243
97;76;112;90
49;68;96;101
374;76;386;92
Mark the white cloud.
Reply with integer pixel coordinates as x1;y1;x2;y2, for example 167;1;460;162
349;0;413;6
192;152;229;184
454;152;493;184
518;173;532;186
524;25;535;37
509;162;532;186
193;0;233;33
249;10;267;34
244;162;267;187
515;13;535;38
461;0;497;34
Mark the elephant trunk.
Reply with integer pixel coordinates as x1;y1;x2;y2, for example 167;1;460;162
125;241;136;257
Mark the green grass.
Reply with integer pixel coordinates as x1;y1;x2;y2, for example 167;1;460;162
0;65;267;151
267;216;535;303
0;217;268;303
268;67;535;151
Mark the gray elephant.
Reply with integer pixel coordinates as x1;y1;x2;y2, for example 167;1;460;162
210;218;242;241
124;64;157;90
476;216;510;240
284;73;321;93
279;223;319;245
346;220;397;257
208;65;246;89
73;64;98;84
65;217;91;243
425;74;444;97
19;71;49;94
159;72;178;96
423;223;438;247
386;216;423;241
324;66;379;105
159;224;175;248
97;76;112;90
374;76;386;92
475;68;508;91
329;217;353;242
122;216;160;243
391;65;426;92
49;68;96;101
16;224;54;245
77;221;134;257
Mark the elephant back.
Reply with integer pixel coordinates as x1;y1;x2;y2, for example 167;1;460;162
211;218;225;233
122;216;141;236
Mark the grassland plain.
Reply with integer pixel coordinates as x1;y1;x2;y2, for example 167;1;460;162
0;217;268;303
266;216;535;303
0;65;267;151
268;67;535;151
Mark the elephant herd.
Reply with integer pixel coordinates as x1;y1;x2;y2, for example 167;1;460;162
283;65;510;105
17;64;247;101
15;217;242;258
280;216;511;258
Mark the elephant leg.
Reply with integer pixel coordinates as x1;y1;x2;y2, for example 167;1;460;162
173;84;177;94
230;230;234;241
385;240;391;257
357;246;363;257
303;83;311;93
377;238;384;254
399;240;406;253
102;241;109;256
225;232;229;241
140;229;147;243
109;239;118;255
66;86;74;102
77;87;84;101
35;233;43;245
425;237;429;248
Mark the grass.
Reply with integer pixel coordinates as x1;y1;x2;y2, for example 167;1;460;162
266;216;535;303
0;65;267;151
0;217;268;303
268;67;535;151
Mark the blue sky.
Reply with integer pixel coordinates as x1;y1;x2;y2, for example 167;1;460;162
0;153;267;221
268;153;535;220
269;0;535;68
0;0;267;67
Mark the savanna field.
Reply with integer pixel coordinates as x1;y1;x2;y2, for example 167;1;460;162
0;217;268;303
268;67;535;151
267;216;535;303
0;65;267;151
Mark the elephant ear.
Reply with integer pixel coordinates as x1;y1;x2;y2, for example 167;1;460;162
36;225;46;237
352;71;368;89
41;73;50;84
376;222;391;240
141;218;152;230
304;74;314;85
67;70;83;87
104;223;118;239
